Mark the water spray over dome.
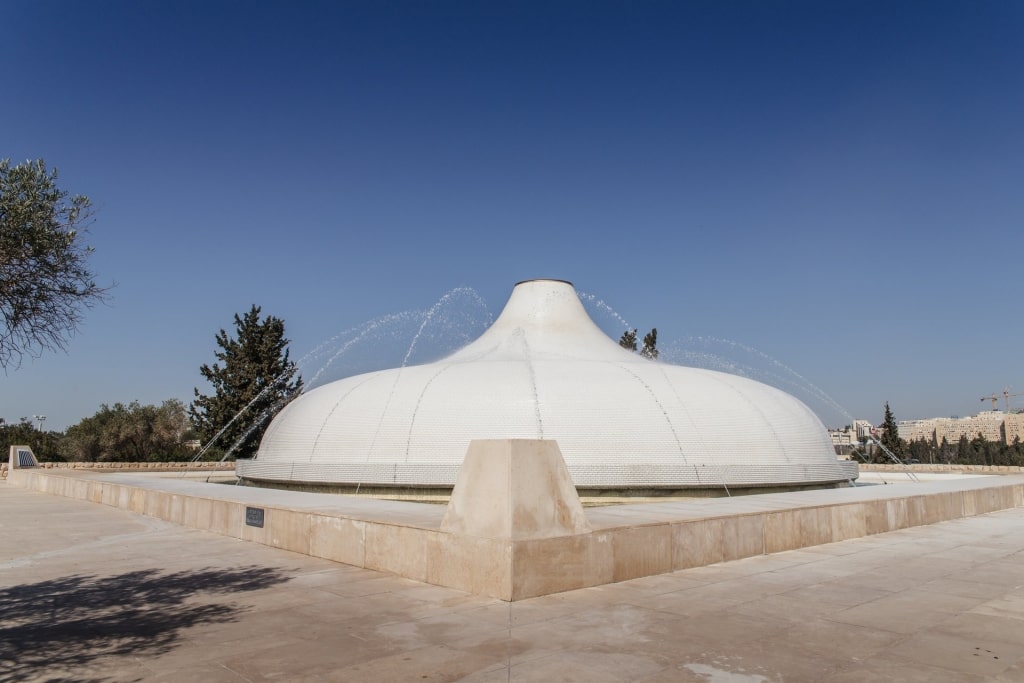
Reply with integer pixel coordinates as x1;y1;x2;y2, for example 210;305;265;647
239;279;856;491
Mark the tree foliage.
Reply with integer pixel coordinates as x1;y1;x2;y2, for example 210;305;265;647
619;327;658;359
618;329;638;351
0;418;65;462
876;401;906;463
190;306;302;459
640;328;659;360
0;159;109;370
903;433;1024;467
63;400;193;462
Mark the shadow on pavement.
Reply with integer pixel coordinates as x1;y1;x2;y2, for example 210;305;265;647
0;565;289;682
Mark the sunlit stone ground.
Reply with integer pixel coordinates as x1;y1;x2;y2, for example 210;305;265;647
2;483;1024;681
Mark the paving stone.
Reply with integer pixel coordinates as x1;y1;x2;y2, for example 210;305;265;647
5;482;1024;681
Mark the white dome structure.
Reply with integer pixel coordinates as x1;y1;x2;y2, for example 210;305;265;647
239;279;857;491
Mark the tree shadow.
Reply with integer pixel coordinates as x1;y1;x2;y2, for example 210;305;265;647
0;565;289;682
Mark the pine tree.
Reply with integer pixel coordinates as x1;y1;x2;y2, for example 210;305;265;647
876;401;906;463
190;306;302;458
640;328;659;360
618;329;638;351
957;434;970;462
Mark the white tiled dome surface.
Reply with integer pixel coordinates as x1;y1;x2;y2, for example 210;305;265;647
242;280;856;488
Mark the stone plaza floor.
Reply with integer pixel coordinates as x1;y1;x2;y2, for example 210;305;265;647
2;482;1024;682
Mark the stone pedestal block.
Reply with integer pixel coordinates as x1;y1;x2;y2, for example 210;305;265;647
439;439;592;600
441;439;591;540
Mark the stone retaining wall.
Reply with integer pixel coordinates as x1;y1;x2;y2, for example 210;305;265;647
8;460;1024;601
5;461;1021;481
1;460;235;481
860;463;1024;474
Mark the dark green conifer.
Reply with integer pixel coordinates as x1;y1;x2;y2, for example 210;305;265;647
190;306;302;458
640;328;659;360
619;329;638;351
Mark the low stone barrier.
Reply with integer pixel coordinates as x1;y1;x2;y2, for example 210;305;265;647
1;460;235;480
7;447;1024;601
860;463;1024;474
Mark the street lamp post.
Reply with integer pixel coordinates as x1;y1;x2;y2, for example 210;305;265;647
33;415;47;431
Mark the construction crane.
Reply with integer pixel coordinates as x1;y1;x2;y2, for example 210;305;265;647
1004;388;1024;413
980;387;1024;413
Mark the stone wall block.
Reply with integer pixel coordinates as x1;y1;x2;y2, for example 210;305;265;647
962;490;978;517
700;518;728;565
905;496;926;527
511;534;595;600
427;533;510;600
723;514;765;562
798;507;833;547
168;494;186;525
129;488;147;514
115;485;132;510
886;498;908;530
764;510;801;553
310;514;366;567
72;478;90;500
144;490;171;520
610;524;671;582
365;523;428;582
670;520;708;570
209;500;244;538
269;510;311;554
87;481;103;504
831;503;868;542
100;483;118;507
583;531;615;588
184;497;214;531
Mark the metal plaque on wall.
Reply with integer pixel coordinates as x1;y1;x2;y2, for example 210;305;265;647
245;507;265;528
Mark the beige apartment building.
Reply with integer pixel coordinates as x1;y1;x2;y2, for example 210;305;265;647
898;411;1024;445
829;427;857;447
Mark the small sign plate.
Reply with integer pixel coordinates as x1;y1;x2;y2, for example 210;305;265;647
245;507;265;528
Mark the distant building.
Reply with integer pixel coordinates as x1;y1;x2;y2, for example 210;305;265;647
853;420;874;441
1003;413;1024;444
898;411;1024;445
826;421;875;448
828;423;868;458
828;427;856;447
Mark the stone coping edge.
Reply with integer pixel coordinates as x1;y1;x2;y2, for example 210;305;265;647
860;463;1024;473
1;460;235;480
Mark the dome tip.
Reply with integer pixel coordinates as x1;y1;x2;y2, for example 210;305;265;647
513;278;575;288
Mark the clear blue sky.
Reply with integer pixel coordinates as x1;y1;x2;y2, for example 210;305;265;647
3;1;1022;431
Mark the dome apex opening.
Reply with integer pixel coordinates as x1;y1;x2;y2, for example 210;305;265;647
514;278;575;287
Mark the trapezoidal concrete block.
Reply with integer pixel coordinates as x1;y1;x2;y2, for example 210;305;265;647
441;439;591;541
